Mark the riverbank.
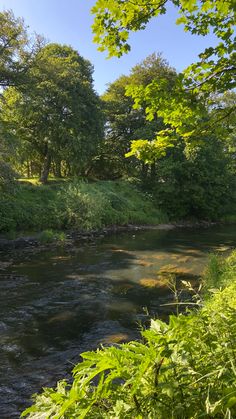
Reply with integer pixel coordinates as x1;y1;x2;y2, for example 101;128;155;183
0;220;219;252
1;178;234;254
0;179;168;233
2;177;234;237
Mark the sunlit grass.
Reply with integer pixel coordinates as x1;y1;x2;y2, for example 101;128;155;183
17;177;71;186
0;179;168;232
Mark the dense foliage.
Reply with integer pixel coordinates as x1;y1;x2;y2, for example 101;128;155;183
144;136;235;219
0;11;104;184
101;56;235;219
92;0;235;93
92;0;236;160
22;251;236;418
98;53;176;179
0;10;29;88
1;43;103;183
0;179;167;233
0;160;17;192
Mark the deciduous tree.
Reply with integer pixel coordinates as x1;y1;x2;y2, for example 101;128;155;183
1;43;103;183
92;0;236;159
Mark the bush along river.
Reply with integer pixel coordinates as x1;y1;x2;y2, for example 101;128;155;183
0;224;236;418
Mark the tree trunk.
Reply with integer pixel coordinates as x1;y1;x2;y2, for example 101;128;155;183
40;152;51;184
151;162;156;178
66;162;71;177
141;162;148;180
52;162;56;177
26;160;30;178
55;160;62;178
30;161;35;177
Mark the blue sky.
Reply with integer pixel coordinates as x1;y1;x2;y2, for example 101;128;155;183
0;0;218;94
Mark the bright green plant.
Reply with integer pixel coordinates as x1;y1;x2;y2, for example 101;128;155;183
39;230;66;244
39;229;56;244
0;160;17;191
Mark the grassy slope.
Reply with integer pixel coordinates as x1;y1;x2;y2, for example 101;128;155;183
22;251;236;418
0;179;168;233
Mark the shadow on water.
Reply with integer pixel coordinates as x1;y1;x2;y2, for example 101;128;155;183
0;224;235;417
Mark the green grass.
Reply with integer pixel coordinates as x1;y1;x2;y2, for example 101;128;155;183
22;250;236;418
221;214;236;223
18;177;71;185
38;229;66;244
0;179;168;233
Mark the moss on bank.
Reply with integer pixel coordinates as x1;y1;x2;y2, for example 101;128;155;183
0;179;168;233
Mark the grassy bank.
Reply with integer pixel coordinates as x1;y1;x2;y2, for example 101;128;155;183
22;251;236;418
0;179;168;233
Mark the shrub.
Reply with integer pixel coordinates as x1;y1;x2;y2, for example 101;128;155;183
0;160;17;192
38;229;56;243
39;230;66;244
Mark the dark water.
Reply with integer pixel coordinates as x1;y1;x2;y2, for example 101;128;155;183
0;225;235;418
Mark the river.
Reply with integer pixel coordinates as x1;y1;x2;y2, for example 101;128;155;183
0;224;235;418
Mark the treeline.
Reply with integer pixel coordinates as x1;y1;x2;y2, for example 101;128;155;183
0;10;235;221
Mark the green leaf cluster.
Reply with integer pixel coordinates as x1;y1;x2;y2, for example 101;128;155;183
92;0;235;95
126;130;176;163
92;0;236;153
0;10;28;88
92;0;167;58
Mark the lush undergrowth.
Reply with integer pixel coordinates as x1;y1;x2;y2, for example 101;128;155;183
22;251;236;418
0;179;167;233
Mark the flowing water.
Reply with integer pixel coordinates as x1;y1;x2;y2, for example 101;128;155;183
0;224;235;418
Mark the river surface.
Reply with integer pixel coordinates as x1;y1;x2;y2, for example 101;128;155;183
0;224;235;418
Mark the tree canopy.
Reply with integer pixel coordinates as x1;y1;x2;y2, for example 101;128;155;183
0;10;38;88
97;52;235;219
92;0;235;92
98;53;175;177
1;41;104;183
92;0;236;161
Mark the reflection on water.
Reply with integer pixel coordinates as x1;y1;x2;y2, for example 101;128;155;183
0;224;235;418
